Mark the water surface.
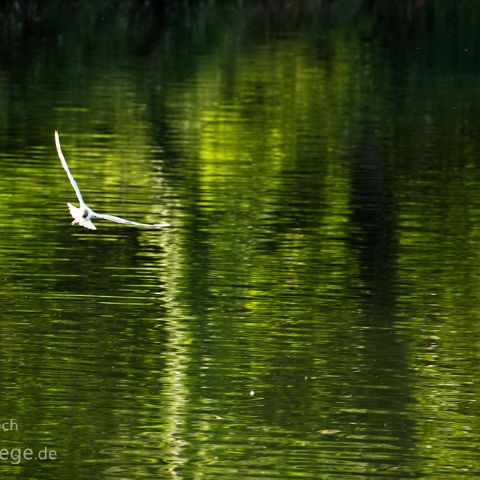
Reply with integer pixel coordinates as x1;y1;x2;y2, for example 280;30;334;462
0;2;479;478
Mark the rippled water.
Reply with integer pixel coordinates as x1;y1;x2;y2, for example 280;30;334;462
0;1;479;479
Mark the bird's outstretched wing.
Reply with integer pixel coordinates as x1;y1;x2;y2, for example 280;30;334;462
92;211;171;228
55;131;85;206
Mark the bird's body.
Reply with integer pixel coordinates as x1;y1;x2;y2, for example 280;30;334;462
55;131;170;230
67;203;96;230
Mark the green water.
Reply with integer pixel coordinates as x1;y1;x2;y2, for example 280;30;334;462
0;1;479;478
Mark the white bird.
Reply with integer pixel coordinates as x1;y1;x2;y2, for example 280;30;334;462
55;131;171;230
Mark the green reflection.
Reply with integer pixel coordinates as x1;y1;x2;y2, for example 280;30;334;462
0;1;479;479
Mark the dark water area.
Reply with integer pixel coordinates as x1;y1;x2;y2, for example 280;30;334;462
0;1;479;478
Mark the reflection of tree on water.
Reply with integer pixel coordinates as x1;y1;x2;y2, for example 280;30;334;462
346;123;416;460
348;125;397;306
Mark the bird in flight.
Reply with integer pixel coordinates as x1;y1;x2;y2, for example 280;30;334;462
55;130;171;230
